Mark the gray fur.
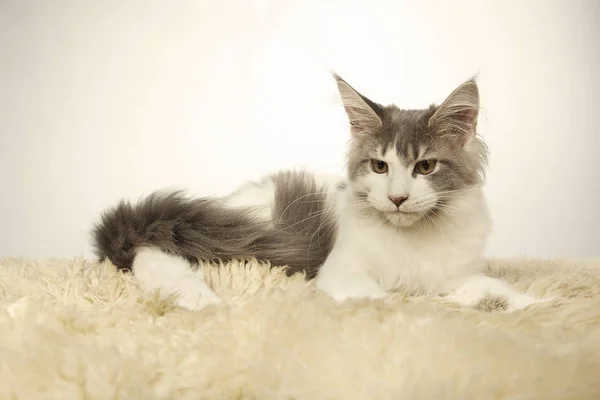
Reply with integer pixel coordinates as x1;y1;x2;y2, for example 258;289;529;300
92;171;336;279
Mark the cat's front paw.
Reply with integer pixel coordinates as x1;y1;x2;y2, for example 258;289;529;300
446;289;553;312
444;274;555;312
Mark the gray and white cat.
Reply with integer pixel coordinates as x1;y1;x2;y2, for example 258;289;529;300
92;74;548;311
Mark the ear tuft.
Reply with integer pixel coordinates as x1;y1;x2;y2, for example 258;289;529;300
333;73;383;138
428;78;480;145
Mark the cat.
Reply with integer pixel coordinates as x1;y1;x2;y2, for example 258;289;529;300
92;73;549;312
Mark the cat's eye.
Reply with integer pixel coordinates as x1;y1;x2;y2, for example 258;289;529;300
370;159;388;174
414;159;437;175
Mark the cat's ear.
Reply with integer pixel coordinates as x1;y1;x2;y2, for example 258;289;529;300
333;73;383;137
428;79;479;146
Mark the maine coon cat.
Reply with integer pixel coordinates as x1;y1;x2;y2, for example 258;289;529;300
92;74;548;311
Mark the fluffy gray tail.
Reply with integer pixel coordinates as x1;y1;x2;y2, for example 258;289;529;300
91;172;337;279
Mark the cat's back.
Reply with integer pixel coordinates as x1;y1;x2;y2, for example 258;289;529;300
222;169;342;220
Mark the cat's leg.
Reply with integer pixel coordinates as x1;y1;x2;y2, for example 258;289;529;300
132;246;221;310
315;251;387;302
444;274;550;312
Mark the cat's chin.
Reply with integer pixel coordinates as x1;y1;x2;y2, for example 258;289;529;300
383;211;423;228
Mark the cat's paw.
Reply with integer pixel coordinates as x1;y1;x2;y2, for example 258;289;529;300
175;285;221;311
446;288;552;312
444;274;555;312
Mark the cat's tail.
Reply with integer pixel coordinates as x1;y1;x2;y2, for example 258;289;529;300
91;190;271;271
92;171;337;279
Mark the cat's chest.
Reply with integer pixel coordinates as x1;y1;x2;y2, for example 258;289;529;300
341;218;485;293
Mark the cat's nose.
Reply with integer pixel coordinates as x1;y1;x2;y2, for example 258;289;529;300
389;196;408;207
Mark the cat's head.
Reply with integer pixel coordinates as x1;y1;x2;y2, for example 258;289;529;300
335;73;488;228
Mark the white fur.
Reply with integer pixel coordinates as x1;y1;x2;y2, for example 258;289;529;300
315;189;546;310
316;186;488;298
314;146;548;311
221;177;275;221
133;247;220;310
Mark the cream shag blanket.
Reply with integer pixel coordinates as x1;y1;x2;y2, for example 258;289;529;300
0;257;600;399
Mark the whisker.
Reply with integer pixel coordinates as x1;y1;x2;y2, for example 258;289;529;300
277;208;334;232
307;214;338;257
277;190;330;221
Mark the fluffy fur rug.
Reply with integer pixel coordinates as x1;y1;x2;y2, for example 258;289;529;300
0;257;599;399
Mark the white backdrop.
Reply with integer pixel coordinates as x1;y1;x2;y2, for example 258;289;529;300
1;0;598;260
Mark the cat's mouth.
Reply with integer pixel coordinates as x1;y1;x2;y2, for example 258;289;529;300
382;209;424;227
382;202;442;228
